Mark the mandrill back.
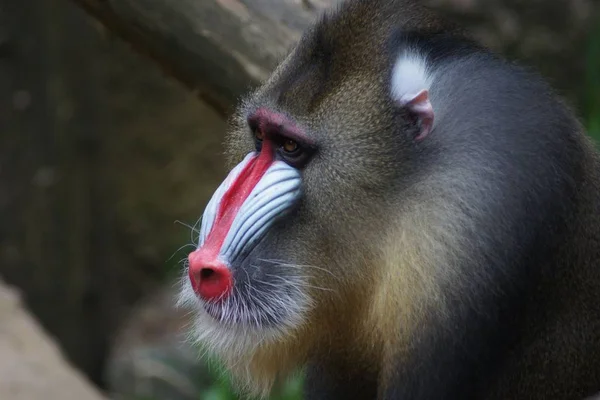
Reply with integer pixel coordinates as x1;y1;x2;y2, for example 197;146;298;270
178;0;600;399
483;142;600;399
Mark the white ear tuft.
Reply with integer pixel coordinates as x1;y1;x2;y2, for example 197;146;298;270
390;51;432;103
391;51;435;140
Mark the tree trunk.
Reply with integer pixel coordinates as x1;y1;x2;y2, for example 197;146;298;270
0;0;227;388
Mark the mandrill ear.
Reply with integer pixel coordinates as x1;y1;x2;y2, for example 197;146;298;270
390;52;435;141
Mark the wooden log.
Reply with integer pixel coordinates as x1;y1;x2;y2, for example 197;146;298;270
68;0;340;116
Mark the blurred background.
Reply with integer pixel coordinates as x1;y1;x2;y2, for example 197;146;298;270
0;0;598;399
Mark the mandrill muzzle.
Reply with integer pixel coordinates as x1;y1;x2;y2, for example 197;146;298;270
187;137;303;302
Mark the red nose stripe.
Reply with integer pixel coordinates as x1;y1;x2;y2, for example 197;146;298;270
200;140;275;259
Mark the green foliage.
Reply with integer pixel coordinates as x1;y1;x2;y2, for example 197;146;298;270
585;18;600;141
192;354;304;400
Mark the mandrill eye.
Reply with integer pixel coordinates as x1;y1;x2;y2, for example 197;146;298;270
282;139;299;153
277;136;315;169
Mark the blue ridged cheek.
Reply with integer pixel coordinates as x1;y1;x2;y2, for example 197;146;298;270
197;154;303;265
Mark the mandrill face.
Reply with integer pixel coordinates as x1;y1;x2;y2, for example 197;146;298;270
177;90;403;343
181;107;313;331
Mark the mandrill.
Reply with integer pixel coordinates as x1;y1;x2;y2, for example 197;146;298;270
177;0;600;399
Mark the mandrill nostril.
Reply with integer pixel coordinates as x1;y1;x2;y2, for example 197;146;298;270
200;268;215;280
188;250;233;302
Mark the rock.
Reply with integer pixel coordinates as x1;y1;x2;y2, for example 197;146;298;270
0;278;108;400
